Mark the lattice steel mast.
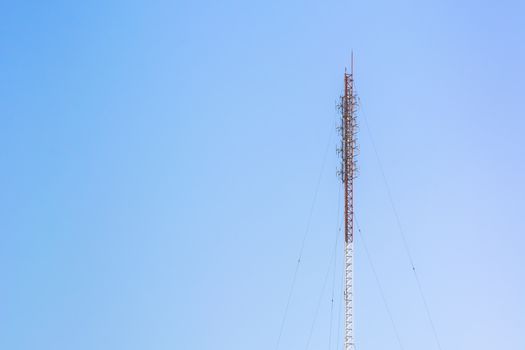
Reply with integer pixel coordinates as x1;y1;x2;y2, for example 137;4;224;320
338;55;357;350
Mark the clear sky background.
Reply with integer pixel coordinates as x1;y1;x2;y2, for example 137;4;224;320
1;1;524;349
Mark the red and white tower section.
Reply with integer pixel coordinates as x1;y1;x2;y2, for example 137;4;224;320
338;58;358;350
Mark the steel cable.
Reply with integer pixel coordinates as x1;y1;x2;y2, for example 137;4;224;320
361;111;444;350
355;218;405;350
274;127;335;350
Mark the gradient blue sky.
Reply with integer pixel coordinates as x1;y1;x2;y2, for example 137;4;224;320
1;1;524;349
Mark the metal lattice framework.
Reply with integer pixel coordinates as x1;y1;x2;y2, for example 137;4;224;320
338;57;357;350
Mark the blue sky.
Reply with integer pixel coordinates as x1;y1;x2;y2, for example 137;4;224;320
1;1;524;349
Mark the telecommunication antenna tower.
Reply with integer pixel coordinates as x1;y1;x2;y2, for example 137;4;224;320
338;54;358;350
